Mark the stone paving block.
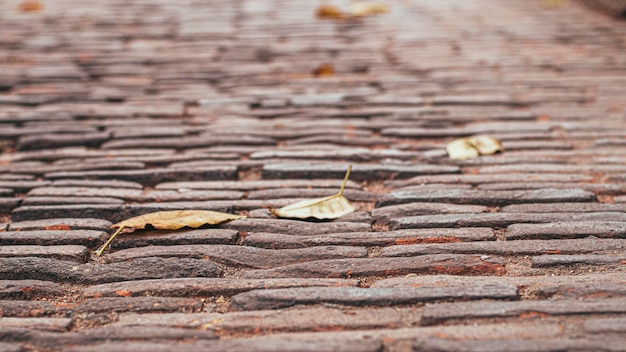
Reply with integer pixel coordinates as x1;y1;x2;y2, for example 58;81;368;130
262;163;460;181
412;337;626;352
380;238;626;257
247;188;377;202
531;254;626;267
386;173;595;188
22;196;125;206
371;203;489;222
476;182;626;194
17;132;111;151
230;283;518;311
112;229;238;249
0;198;21;216
421;298;626;325
9;161;147;176
477;163;626;174
537;281;626;299
584;317;626;333
0;342;20;352
73;297;203;315
50;179;143;189
0;230;106;247
502;203;626;213
84;278;359;298
0;317;72;332
10;205;124;223
27;187;143;199
0;300;70;318
507;222;626;240
0;245;89;263
155;179;361;191
106;244;369;269
243;228;495;249
387;212;626;229
8;219;112;232
0;257;221;284
0;280;66;300
377;188;595;207
223;218;372;235
243;254;506;279
44;166;238;186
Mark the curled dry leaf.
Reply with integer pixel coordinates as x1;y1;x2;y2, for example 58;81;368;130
313;63;335;77
95;210;244;256
349;2;389;16
270;165;355;220
446;136;503;160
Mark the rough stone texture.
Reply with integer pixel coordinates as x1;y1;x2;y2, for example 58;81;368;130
0;245;89;262
412;337;626;352
531;254;626;267
507;222;626;240
223;218;372;236
0;280;66;299
7;218;113;232
0;317;72;332
0;230;107;247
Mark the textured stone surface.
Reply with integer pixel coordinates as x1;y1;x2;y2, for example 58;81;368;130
507;222;626;240
0;280;66;299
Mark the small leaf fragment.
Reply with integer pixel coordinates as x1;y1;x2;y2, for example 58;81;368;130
446;136;502;160
18;0;44;12
349;2;389;16
316;4;345;19
313;63;335;77
95;210;244;256
270;165;355;220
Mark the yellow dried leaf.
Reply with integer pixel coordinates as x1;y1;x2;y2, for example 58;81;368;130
313;63;335;77
446;136;502;160
349;2;389;16
270;165;355;220
95;210;244;256
316;4;346;19
18;0;44;12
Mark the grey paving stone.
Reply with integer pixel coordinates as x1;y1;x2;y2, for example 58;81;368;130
421;298;626;325
262;163;460;181
112;229;238;249
388;212;626;230
584;317;626;333
0;317;72;332
243;228;495;249
371;203;489;222
531;254;626;267
155;179;361;191
17;132;110;151
0;300;68;318
27;187;143;199
377;188;595;207
243;254;506;279
380;238;626;257
476;182;626;194
537;281;626;299
223;218;372;235
502;203;626;213
507;222;626;240
22;196;125;206
0;230;106;247
50;179;143;189
0;198;21;215
0;245;89;263
83;278;359;298
477;163;626;174
386;173;594;188
247;188;377;202
106;244;368;269
46;326;217;347
412;337;626;352
0;342;21;352
0;280;66;299
0;257;221;284
9;161;146;176
73;297;203;315
10;205;124;223
8;219;112;232
230;283;518;311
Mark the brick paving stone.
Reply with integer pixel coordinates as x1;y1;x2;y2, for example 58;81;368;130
507;222;626;240
229;284;518;311
50;179;143;189
421;298;626;325
44;166;238;186
380;238;626;257
0;181;49;193
112;229;237;249
537;281;626;299
21;196;125;206
106;244;368;269
155;179;361;191
0;342;20;352
412;337;626;352
9;161;147;176
584;317;626;333
243;255;506;279
377;188;596;207
73;297;203;315
84;278;359;298
386;173;595;189
371;203;489;222
27;187;143;199
0;245;89;263
387;212;626;229
243;228;495;249
477;163;626;174
0;300;69;318
262;163;460;181
531;254;626;267
10;205;124;223
8;219;112;232
0;198;20;216
247;188;377;202
0;280;65;300
0;230;106;247
476;182;626;194
0;317;72;332
0;257;221;284
223;218;372;236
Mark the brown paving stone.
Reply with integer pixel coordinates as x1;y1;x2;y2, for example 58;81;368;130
584;317;626;333
380;238;626;257
0;198;20;216
0;317;72;332
0;257;221;284
262;163;460;181
242;228;495;249
0;280;65;300
502;203;626;213
247;188;377;202
477;163;626;174
223;218;372;235
0;300;69;318
112;229;238;249
531;254;626;267
507;222;626;240
10;205;124;223
386;173;595;188
387;212;626;229
22;196;125;206
371;203;489;222
0;230;106;247
412;337;626;352
477;182;626;194
155;179;361;191
537;281;626;299
229;284;518;311
243;255;506;279
8;219;112;232
377;188;596;207
106;244;368;269
421;298;626;325
16;132;111;151
84;278;359;298
0;245;89;262
73;297;203;315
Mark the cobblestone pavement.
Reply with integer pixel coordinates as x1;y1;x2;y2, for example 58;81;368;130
1;0;626;351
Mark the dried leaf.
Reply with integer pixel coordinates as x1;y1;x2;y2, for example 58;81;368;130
270;165;355;220
316;4;345;19
349;2;389;16
313;63;335;77
95;210;244;256
446;136;502;160
18;0;44;12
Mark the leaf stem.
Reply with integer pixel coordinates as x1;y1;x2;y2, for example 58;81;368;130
94;226;125;257
338;164;352;196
